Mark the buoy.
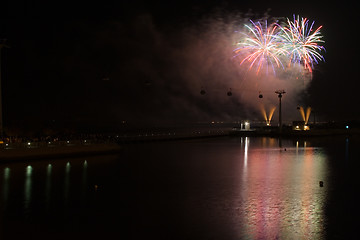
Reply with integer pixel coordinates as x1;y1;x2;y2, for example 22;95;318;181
319;181;324;187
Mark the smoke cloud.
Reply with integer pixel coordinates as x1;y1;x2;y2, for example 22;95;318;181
60;12;314;126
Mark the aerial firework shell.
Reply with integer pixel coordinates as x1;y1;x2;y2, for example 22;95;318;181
279;15;325;72
233;15;325;75
234;20;287;75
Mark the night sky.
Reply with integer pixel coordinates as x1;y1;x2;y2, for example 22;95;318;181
0;1;358;134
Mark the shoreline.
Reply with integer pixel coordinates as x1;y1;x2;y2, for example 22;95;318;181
0;133;229;162
0;129;358;162
229;128;360;138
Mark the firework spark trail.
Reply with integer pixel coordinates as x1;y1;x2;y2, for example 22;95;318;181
234;20;286;74
261;104;276;125
268;106;276;124
299;106;306;121
260;104;268;123
279;15;325;73
234;15;325;74
298;106;312;124
305;106;311;124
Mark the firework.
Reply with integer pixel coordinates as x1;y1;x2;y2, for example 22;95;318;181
234;15;325;74
261;104;276;126
298;106;312;125
279;15;325;72
234;20;286;74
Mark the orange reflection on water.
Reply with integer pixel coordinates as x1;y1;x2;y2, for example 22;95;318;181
238;138;328;239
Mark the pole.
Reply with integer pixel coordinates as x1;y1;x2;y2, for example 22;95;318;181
275;90;286;133
279;93;282;128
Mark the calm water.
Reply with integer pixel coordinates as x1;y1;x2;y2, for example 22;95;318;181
0;136;359;239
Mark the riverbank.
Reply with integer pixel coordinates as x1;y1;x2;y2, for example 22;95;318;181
0;130;230;162
230;128;360;138
1;127;358;162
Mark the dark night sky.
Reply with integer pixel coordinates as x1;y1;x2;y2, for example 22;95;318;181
0;0;358;133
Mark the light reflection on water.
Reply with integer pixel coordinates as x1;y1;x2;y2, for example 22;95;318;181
24;165;32;211
236;137;328;239
82;160;88;196
0;159;91;216
45;164;52;208
0;137;353;239
2;167;10;208
64;162;71;203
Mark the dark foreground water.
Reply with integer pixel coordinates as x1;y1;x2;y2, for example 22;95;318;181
1;136;360;239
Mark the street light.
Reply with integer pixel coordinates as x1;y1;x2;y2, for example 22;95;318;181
275;90;286;132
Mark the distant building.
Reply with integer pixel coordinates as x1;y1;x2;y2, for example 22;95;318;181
232;121;251;132
241;121;250;130
292;121;310;131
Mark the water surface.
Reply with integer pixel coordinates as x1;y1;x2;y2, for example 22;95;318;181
0;136;359;239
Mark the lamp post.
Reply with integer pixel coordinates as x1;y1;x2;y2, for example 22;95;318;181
275;90;286;132
0;39;10;138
